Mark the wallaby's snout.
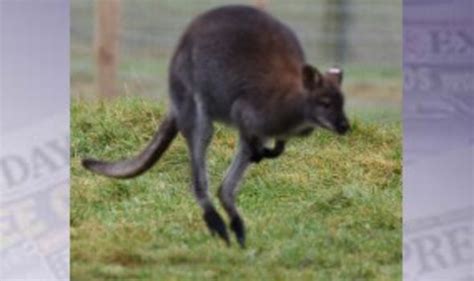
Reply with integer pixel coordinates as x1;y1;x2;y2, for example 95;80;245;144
302;66;350;136
336;116;350;135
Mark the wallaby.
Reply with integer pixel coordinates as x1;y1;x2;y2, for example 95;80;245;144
82;5;350;248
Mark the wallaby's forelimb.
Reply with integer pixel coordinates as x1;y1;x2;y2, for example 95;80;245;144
262;140;286;158
249;138;286;163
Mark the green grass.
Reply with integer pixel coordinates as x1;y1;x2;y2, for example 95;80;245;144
71;97;401;280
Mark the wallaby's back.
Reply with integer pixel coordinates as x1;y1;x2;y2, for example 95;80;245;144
169;5;306;122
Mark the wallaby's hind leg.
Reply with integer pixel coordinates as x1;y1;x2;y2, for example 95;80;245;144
218;137;253;247
178;99;230;245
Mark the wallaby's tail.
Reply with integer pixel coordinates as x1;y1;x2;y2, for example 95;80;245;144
82;113;178;179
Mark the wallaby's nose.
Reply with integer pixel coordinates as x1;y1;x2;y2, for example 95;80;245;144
337;120;350;135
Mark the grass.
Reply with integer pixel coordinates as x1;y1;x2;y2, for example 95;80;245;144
71;96;401;280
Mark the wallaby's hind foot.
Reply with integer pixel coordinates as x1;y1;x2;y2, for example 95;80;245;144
203;208;230;246
230;216;246;248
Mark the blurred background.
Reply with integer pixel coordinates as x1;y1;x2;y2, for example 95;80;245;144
71;0;401;118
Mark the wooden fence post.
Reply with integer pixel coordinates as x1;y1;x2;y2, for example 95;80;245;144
323;0;350;64
254;0;268;10
94;0;120;99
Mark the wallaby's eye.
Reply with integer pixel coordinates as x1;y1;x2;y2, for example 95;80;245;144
320;99;332;109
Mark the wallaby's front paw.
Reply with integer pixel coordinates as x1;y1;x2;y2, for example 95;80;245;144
262;140;285;159
250;140;286;163
250;152;264;163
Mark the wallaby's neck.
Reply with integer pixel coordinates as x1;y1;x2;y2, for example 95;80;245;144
262;91;311;138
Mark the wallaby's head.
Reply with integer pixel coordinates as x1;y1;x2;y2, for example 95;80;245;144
301;65;350;135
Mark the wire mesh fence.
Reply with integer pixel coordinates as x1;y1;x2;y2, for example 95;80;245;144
71;0;401;101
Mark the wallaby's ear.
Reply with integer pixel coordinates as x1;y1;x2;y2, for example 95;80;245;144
325;67;344;86
302;64;323;90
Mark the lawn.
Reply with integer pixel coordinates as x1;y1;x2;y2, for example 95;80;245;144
71;97;401;280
